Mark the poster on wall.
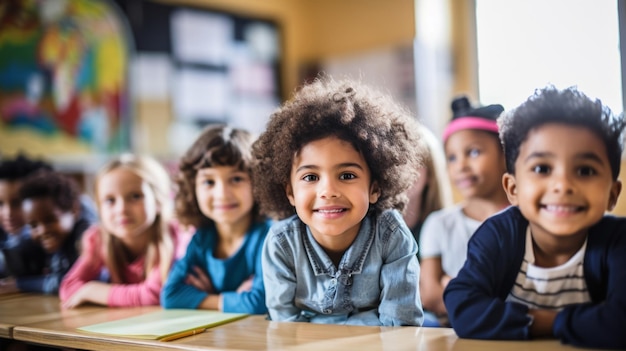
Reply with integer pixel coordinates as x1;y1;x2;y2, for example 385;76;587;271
168;6;281;136
0;0;131;159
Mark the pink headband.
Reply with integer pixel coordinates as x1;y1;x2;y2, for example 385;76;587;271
442;116;499;142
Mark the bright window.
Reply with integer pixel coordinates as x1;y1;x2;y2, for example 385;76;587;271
476;0;622;113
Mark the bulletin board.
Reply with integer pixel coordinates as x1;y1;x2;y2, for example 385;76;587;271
0;0;132;158
114;0;283;136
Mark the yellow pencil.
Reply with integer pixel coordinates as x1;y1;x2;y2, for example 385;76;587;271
159;327;207;342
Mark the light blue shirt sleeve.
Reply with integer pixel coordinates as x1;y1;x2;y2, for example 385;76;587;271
377;222;423;326
262;227;308;322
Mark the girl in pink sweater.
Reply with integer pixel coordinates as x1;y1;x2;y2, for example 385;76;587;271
60;154;178;307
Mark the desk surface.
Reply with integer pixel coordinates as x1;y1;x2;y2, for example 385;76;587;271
13;312;589;351
0;293;597;351
0;293;101;339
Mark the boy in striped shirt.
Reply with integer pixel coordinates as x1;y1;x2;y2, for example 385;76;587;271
444;86;626;349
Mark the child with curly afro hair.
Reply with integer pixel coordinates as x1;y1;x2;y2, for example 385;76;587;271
253;77;425;326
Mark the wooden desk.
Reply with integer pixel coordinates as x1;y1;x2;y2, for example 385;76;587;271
0;292;29;301
13;313;589;351
0;293;101;339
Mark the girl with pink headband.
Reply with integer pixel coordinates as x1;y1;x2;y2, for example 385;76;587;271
442;97;502;141
418;96;510;327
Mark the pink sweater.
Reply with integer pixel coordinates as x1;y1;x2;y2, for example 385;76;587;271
59;224;181;307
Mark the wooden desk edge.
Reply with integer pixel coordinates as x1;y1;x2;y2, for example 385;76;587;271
13;326;235;351
0;323;13;339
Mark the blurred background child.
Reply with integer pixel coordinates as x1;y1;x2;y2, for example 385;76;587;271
0;170;92;294
60;154;179;308
0;155;51;282
1;154;98;286
402;125;453;260
418;96;509;326
161;125;271;314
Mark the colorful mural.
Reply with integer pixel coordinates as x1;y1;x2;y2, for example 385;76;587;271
0;0;130;156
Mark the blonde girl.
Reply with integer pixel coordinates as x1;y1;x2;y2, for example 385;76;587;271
60;154;179;307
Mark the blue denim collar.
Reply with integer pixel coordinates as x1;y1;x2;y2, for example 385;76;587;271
302;213;375;278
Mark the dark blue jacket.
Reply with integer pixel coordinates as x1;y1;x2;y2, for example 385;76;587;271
16;217;91;294
444;206;626;349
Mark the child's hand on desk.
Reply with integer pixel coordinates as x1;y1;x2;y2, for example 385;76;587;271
185;266;214;293
62;284;91;309
0;277;18;294
62;281;109;309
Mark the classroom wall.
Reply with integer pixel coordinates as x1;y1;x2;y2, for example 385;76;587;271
137;0;416;158
158;0;301;99
295;0;415;62
449;0;477;98
0;0;416;159
157;0;415;98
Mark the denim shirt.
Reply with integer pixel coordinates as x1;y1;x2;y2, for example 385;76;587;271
262;209;423;326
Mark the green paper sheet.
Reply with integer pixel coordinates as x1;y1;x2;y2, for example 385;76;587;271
78;309;248;341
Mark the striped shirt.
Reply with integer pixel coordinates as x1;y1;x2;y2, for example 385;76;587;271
506;226;591;310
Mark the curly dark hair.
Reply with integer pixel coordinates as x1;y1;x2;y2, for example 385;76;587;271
175;124;261;227
252;77;423;220
19;170;80;212
499;85;626;180
0;154;53;181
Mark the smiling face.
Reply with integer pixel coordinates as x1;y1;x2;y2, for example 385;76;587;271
445;129;506;201
194;166;254;230
97;168;159;242
286;136;380;250
503;123;621;243
22;197;75;253
0;180;25;234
